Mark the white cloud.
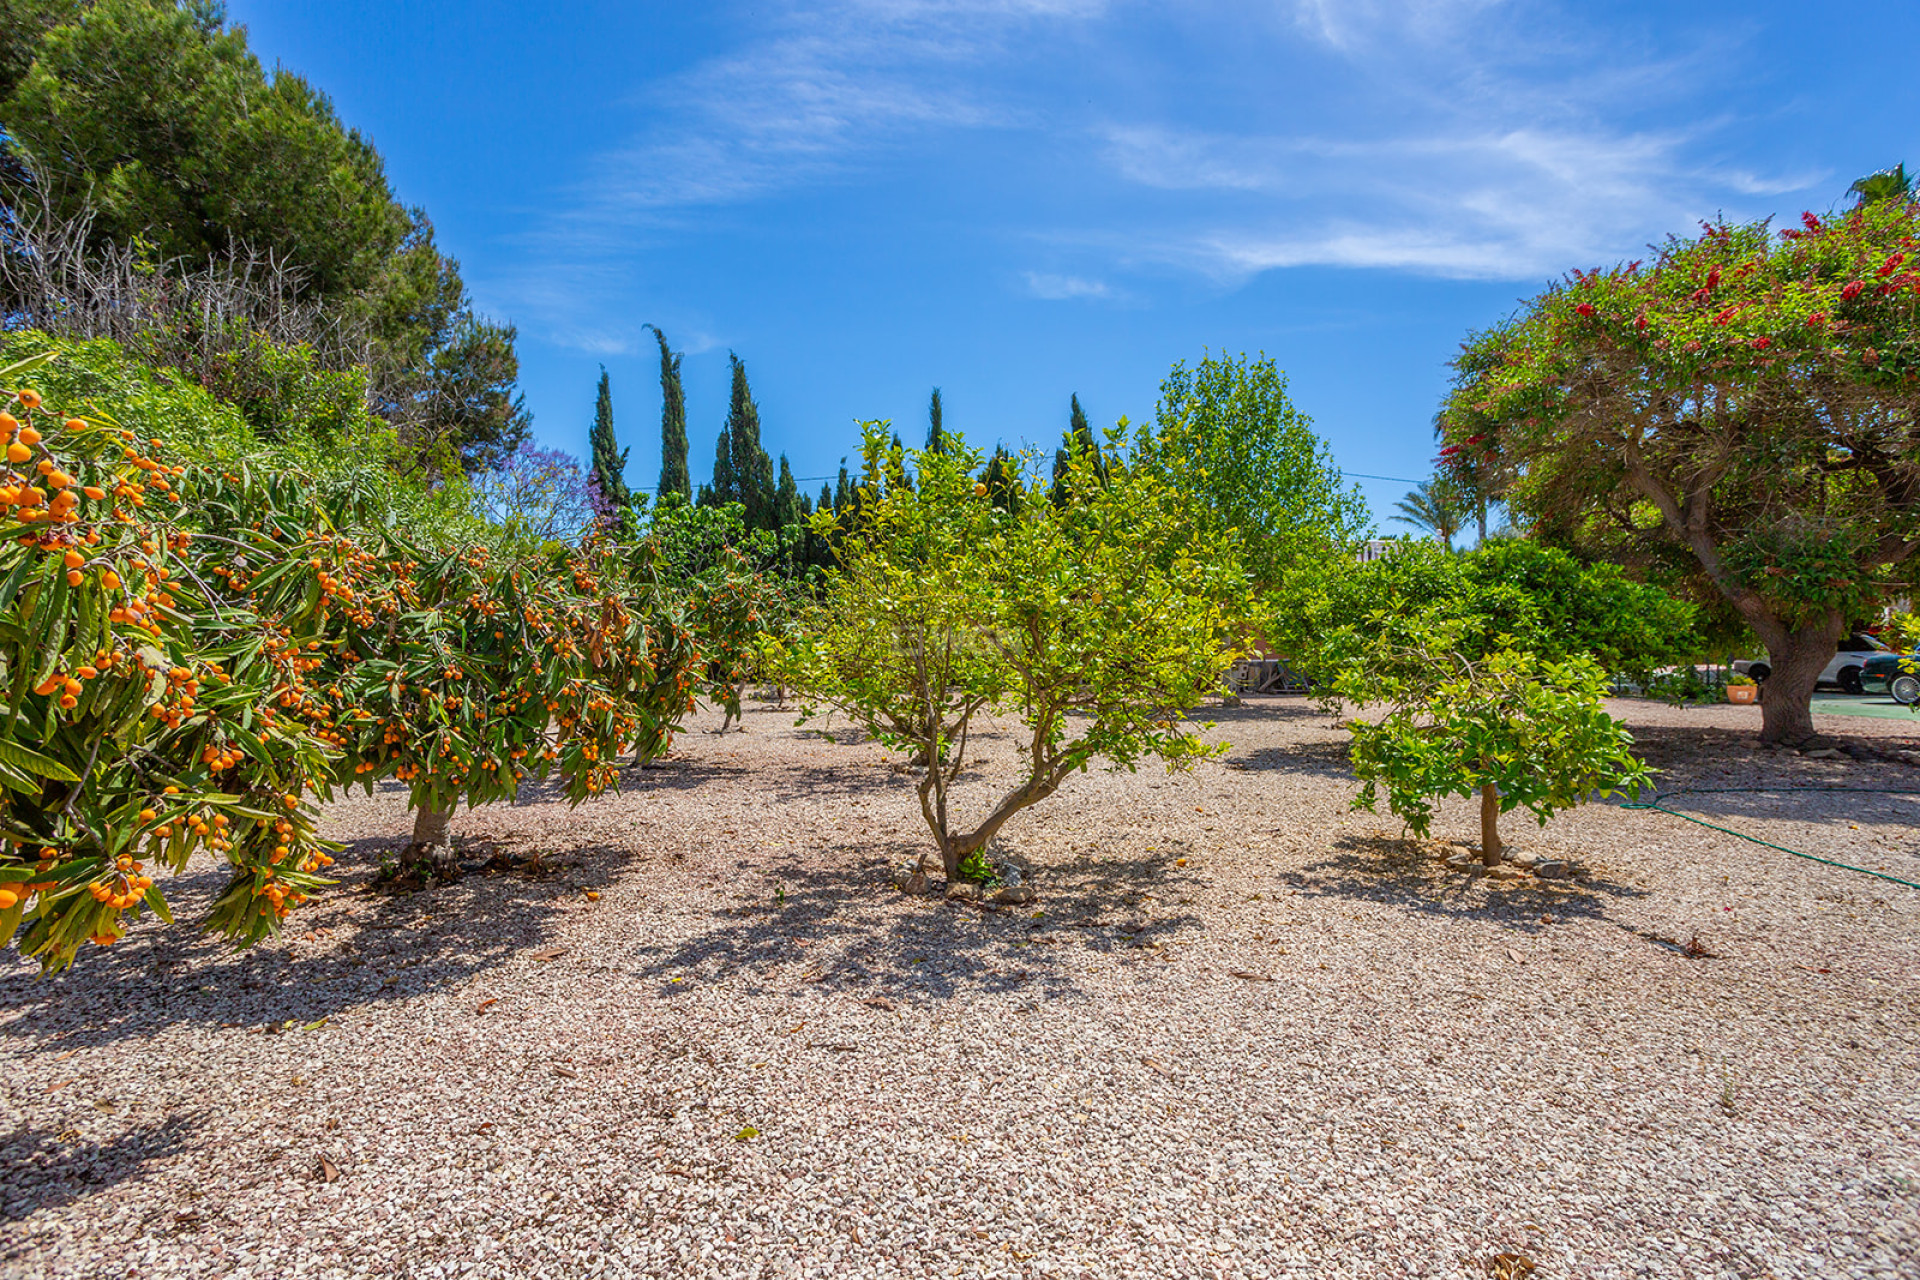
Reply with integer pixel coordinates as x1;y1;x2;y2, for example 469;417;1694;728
1023;271;1114;300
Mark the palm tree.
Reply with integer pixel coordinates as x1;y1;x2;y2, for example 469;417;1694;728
1391;477;1470;550
1850;164;1911;206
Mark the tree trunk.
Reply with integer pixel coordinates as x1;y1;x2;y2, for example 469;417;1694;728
408;803;457;879
1479;783;1502;865
1753;614;1845;747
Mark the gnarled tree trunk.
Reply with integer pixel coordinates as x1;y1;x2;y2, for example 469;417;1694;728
1751;613;1845;747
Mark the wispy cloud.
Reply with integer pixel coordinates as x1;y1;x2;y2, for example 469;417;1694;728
1023;271;1115;300
498;0;1827;350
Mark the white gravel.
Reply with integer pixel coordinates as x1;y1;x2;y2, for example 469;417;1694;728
3;697;1917;1279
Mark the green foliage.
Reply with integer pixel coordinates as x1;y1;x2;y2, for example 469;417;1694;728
1390;475;1470;548
586;368;632;533
649;325;691;503
1139;352;1370;588
1;0;530;472
709;354;777;531
1271;538;1700;696
783;425;1249;879
0;356;701;970
1344;628;1650;856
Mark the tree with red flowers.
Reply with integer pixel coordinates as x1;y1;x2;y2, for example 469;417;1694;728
1440;196;1920;745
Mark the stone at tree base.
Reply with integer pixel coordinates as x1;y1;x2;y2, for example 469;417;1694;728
1506;850;1541;869
891;858;931;895
1534;860;1575;880
990;884;1035;905
1486;865;1527;881
945;882;982;903
1803;747;1846;760
1445;853;1474;870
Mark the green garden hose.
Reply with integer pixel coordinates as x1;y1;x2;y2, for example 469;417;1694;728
1621;786;1920;890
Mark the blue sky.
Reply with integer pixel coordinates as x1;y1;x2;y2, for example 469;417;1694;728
227;0;1920;523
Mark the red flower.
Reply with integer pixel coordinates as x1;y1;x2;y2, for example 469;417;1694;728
1802;211;1823;233
1464;434;1486;445
1712;306;1739;325
1879;252;1907;278
1807;312;1828;326
1684;340;1703;352
1575;302;1596;317
1705;266;1722;291
1842;280;1865;301
1751;337;1771;350
1690;287;1712;304
1438;444;1461;457
1634;312;1649;331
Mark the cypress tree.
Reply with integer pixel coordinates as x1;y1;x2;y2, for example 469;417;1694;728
983;445;1022;515
775;454;801;528
818;482;834;514
1053;392;1107;505
725;354;777;529
927;387;946;453
647;325;691;502
586;367;632;531
708;425;735;507
834;460;850;514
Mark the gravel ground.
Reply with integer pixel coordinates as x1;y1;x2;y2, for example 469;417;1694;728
3;697;1917;1280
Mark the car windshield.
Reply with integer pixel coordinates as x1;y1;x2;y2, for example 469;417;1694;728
1845;634;1892;652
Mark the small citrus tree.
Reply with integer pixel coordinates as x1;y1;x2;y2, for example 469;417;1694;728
1341;617;1649;864
784;426;1249;883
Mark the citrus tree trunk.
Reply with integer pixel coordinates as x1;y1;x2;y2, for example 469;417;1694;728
1479;783;1502;866
408;803;457;878
1752;614;1845;747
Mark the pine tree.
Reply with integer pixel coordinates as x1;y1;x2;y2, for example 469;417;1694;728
725;354;777;529
647;325;691;502
585;368;632;532
927;387;946;453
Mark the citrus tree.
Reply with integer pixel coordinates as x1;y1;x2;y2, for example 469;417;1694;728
1442;197;1920;744
1341;617;1650;864
784;426;1249;883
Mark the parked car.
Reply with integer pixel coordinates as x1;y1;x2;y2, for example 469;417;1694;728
1860;651;1920;705
1734;632;1895;695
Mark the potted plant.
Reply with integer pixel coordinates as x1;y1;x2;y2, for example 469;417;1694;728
1726;673;1758;704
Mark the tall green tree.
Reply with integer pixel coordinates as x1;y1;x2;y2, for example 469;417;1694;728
1440;197;1920;745
585;367;632;531
1051;393;1107;506
927;386;946;453
775;454;801;528
1139;352;1370;589
0;0;528;471
706;426;735;508
724;353;776;529
648;324;691;502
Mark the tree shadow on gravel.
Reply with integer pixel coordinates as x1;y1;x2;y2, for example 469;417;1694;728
1283;833;1649;939
0;1113;199;1223
0;840;645;1054
631;846;1200;1007
1223;741;1353;782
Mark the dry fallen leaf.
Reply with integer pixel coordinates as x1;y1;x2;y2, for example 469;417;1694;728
1229;970;1276;982
531;947;567;962
475;998;498;1013
1489;1253;1535;1280
1506;947;1525;965
551;1065;579;1080
859;995;897;1011
317;1155;340;1184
